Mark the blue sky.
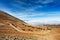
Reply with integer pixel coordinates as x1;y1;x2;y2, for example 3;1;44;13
0;0;60;25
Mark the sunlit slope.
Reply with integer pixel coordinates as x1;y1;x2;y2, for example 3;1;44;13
0;11;60;40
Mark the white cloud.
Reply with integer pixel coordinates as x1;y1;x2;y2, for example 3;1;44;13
37;0;54;4
12;12;44;18
25;5;43;12
25;17;60;25
4;11;60;26
15;12;60;18
17;12;60;25
42;0;54;4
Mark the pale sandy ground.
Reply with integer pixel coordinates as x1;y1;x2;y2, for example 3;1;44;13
35;28;60;40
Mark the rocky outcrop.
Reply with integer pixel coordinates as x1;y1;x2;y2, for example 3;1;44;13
0;36;38;40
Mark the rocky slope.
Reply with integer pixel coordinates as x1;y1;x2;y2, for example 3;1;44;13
0;11;60;40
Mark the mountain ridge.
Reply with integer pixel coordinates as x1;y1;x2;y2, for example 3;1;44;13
0;11;27;24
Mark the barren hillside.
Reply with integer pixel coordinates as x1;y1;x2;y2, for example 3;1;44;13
0;11;60;40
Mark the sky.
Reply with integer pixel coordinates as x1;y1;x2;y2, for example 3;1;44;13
0;0;60;25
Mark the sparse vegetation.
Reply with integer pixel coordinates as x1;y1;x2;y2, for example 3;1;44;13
28;29;33;32
0;36;38;40
11;23;17;27
22;29;25;31
0;11;60;40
